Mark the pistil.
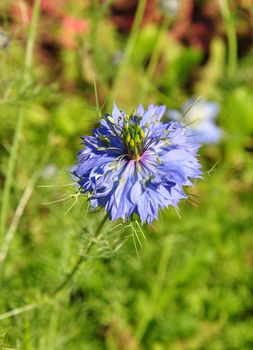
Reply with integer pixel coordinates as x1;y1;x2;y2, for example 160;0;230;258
121;115;145;159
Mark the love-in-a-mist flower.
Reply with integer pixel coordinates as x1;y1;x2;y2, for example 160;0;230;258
73;104;202;224
168;98;223;144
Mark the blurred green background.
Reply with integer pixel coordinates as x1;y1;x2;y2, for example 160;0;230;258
0;0;253;349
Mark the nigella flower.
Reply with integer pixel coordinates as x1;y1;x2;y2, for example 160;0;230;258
168;98;223;144
73;104;202;224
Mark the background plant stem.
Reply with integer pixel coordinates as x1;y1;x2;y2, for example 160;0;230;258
0;0;40;240
138;17;170;102
218;0;237;79
51;213;108;296
108;0;147;106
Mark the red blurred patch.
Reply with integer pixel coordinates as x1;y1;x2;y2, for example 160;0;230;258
10;0;88;50
61;16;88;49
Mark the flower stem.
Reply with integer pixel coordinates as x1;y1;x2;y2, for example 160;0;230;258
135;236;174;340
218;0;237;79
51;213;108;296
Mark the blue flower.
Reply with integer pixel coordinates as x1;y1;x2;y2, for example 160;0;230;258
168;98;223;144
73;104;202;224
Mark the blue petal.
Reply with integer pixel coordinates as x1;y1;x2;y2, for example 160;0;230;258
130;181;144;204
167;109;182;121
136;104;145;116
112;103;122;123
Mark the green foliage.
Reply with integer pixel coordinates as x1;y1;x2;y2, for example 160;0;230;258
0;1;253;349
161;40;203;96
132;25;160;66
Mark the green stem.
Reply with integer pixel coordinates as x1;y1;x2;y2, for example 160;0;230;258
0;146;51;269
218;0;237;79
0;0;40;240
24;0;41;73
0;214;109;318
51;214;108;296
107;0;147;106
138;17;170;102
135;237;173;340
89;0;113;88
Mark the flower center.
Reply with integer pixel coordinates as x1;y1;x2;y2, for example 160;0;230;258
121;115;145;159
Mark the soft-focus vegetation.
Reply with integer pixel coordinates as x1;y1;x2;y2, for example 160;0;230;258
1;0;253;349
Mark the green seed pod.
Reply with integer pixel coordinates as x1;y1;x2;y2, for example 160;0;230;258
140;128;145;139
135;135;141;144
130;139;135;148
